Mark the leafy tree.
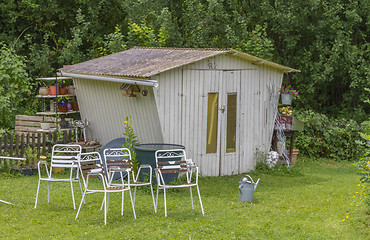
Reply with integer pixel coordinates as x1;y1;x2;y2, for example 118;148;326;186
0;43;32;129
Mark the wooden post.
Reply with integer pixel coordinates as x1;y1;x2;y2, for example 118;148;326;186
15;134;20;157
9;134;14;157
48;132;52;153
0;135;2;164
42;132;47;156
20;133;25;157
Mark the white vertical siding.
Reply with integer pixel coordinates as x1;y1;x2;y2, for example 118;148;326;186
73;78;163;146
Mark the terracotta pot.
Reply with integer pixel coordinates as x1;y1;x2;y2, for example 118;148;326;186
290;149;299;165
58;104;68;112
70;101;79;111
49;85;60;95
60;88;68;95
39;87;49;96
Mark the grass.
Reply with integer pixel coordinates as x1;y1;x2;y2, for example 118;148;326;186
1;157;370;239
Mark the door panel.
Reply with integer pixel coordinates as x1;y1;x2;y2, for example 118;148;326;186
182;70;240;176
219;71;240;175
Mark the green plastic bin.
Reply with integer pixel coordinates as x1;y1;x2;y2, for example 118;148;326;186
133;143;185;184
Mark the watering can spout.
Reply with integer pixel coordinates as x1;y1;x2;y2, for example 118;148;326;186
254;178;260;191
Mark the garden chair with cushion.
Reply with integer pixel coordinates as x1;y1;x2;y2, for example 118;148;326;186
75;152;136;225
102;148;156;211
35;144;82;209
154;149;204;217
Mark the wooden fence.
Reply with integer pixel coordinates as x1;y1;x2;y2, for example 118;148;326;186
0;130;77;166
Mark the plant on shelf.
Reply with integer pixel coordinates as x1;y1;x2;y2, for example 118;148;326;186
279;106;292;116
280;85;300;100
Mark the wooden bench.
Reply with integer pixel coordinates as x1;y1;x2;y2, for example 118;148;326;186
15;115;72;135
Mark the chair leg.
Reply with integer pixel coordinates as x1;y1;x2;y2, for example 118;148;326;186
100;197;105;211
190;186;194;209
133;186;137;205
128;189;136;219
150;184;156;211
104;192;107;225
155;185;159;213
47;182;50;203
121;191;124;216
197;185;205;216
70;180;76;210
34;179;41;208
75;189;87;220
78;177;85;204
164;188;167;217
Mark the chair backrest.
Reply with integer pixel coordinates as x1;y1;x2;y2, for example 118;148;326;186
51;144;82;168
77;152;104;186
103;148;132;179
155;149;189;184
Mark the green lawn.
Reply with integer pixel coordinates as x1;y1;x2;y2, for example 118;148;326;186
1;158;369;239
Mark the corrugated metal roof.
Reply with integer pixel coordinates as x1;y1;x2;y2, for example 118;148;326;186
60;47;299;78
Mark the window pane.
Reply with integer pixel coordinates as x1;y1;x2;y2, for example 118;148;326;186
226;94;237;153
206;93;219;154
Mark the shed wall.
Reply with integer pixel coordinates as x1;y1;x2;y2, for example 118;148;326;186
73;78;163;146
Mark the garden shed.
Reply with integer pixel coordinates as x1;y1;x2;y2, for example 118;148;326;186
58;47;299;176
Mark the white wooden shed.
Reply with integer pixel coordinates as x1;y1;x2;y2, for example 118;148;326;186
58;47;299;176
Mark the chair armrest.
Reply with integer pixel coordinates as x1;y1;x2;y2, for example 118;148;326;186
37;160;50;178
139;164;151;168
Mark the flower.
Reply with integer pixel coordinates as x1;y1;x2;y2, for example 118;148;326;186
279;106;292;116
280;85;300;100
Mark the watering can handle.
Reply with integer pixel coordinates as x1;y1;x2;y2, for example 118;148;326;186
239;175;254;183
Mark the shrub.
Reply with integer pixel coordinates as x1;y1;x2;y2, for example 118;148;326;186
294;110;365;161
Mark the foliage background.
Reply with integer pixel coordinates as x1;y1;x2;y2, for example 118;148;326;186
1;0;370;127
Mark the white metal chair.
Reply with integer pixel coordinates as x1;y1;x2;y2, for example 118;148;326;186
102;148;156;211
75;152;136;225
155;149;204;217
35;144;82;209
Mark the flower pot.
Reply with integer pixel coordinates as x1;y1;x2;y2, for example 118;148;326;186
277;142;285;155
290;149;299;165
12;167;37;176
39;87;49;96
58;104;68;112
52;167;64;173
68;86;76;96
60;88;68;95
281;94;292;105
41;122;51;130
70;101;79;111
49;85;60;95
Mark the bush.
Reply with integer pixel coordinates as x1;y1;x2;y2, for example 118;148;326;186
294;110;365;161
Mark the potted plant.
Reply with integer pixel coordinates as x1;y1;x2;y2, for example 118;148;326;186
58;97;68;112
38;81;49;96
280;85;300;105
12;147;38;176
40;121;51;130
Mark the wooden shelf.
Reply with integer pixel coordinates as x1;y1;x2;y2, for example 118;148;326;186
36;94;76;98
36;111;77;115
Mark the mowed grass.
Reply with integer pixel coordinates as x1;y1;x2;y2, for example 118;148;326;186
1;158;369;239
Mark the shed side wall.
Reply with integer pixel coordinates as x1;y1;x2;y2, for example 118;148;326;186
73;78;163;146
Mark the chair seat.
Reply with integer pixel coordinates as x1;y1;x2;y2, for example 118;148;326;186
159;183;197;188
130;182;151;186
106;186;129;191
39;177;79;182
